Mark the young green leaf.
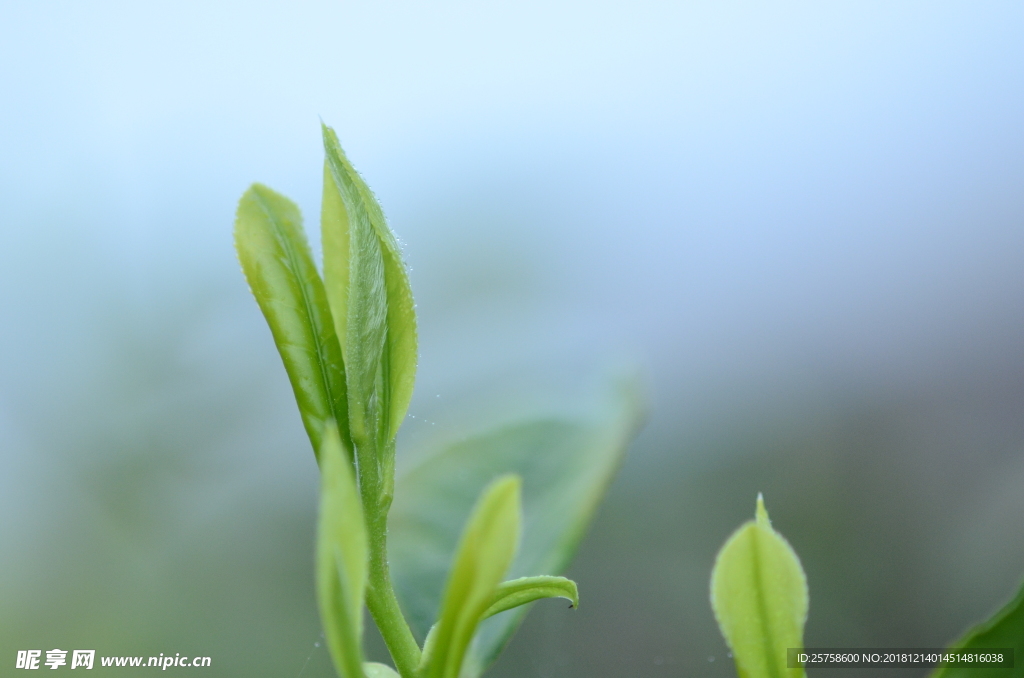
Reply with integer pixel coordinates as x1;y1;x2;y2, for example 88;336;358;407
389;380;643;673
419;475;522;678
482;575;579;620
233;183;350;460
317;421;369;678
320;124;417;453
930;578;1024;678
710;494;808;678
363;663;400;678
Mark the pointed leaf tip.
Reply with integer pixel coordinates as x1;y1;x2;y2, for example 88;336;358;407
756;493;770;527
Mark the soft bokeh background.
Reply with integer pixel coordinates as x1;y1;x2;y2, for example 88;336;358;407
2;2;1024;676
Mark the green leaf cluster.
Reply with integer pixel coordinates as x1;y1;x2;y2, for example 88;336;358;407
234;124;643;678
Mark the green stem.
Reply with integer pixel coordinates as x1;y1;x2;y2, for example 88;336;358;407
366;513;421;677
355;412;418;676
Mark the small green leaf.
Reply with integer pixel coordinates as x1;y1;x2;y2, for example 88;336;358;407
233;183;350;461
930;578;1024;678
320;125;417;453
482;575;579;619
363;663;400;678
420;475;522;678
317;421;369;678
390;380;643;673
710;494;808;678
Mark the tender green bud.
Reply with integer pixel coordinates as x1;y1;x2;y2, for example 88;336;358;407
420;476;522;678
710;494;808;678
320;124;417;452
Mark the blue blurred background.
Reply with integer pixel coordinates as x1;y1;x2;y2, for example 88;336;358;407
2;2;1024;676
